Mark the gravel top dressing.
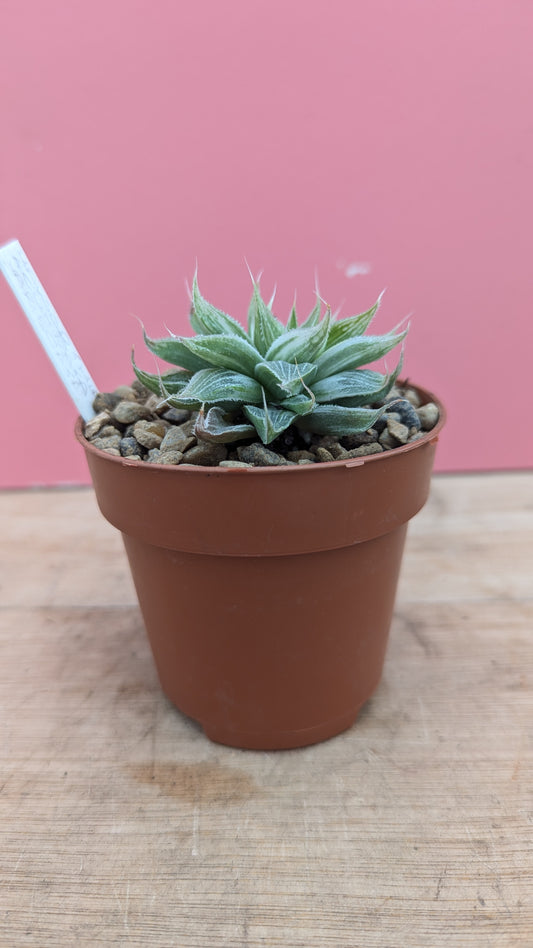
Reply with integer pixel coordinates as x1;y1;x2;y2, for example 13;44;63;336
84;380;440;468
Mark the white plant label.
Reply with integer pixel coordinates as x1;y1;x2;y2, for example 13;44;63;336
0;239;97;420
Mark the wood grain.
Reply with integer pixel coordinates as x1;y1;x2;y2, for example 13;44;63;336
1;474;531;947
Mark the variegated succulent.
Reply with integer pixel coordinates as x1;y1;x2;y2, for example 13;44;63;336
132;274;408;445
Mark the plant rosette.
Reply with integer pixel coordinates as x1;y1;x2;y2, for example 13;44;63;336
77;274;445;750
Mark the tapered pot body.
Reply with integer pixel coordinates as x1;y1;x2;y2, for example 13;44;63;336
77;384;445;749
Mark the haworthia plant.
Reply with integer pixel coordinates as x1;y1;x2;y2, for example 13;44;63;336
133;272;407;445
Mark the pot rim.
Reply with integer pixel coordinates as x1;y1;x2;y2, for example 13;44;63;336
75;381;445;475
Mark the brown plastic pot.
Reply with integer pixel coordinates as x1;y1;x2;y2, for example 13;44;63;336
76;384;445;750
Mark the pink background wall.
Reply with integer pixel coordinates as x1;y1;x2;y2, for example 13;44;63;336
1;0;532;487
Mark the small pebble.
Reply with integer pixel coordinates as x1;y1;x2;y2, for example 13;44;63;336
297;458;315;465
329;443;349;459
218;460;253;468
144;393;166;415
120;436;144;458
342;429;379;449
91;434;122;453
146;448;162;462
417;402;439;431
162;407;191;424
98;447;121;456
237;443;288;466
315;435;341;449
183;443;228;466
85;411;111;439
379;429;398;450
99;425;121;438
133;419;168;449
346;443;384;458
160;427;196;453
287;450;316;463
158;450;184;465
403;386;422;408
179;418;198;438
373;415;388;434
386;417;410;444
315;447;335;463
92;392;121;413
387;397;421;431
112;400;150;425
113;385;138;401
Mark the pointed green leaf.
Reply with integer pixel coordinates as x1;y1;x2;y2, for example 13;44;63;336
247;281;285;355
265;308;331;363
131;353;192;396
194;406;255;443
300;294;322;328
243;403;296;444
331;349;404;407
286;298;298;331
311;368;386;404
188;302;204;336
279;392;316;416
314;329;407;381
295;403;389;436
325;291;385;348
311;348;403;406
179;333;263;376
143;329;212;372
167;368;263;409
254;360;317;399
190;272;249;339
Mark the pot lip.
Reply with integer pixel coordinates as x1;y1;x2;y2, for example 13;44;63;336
76;381;446;475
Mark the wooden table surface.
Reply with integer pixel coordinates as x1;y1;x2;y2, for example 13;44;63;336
1;473;532;947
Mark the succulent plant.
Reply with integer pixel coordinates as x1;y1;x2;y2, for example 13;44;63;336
132;273;408;445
